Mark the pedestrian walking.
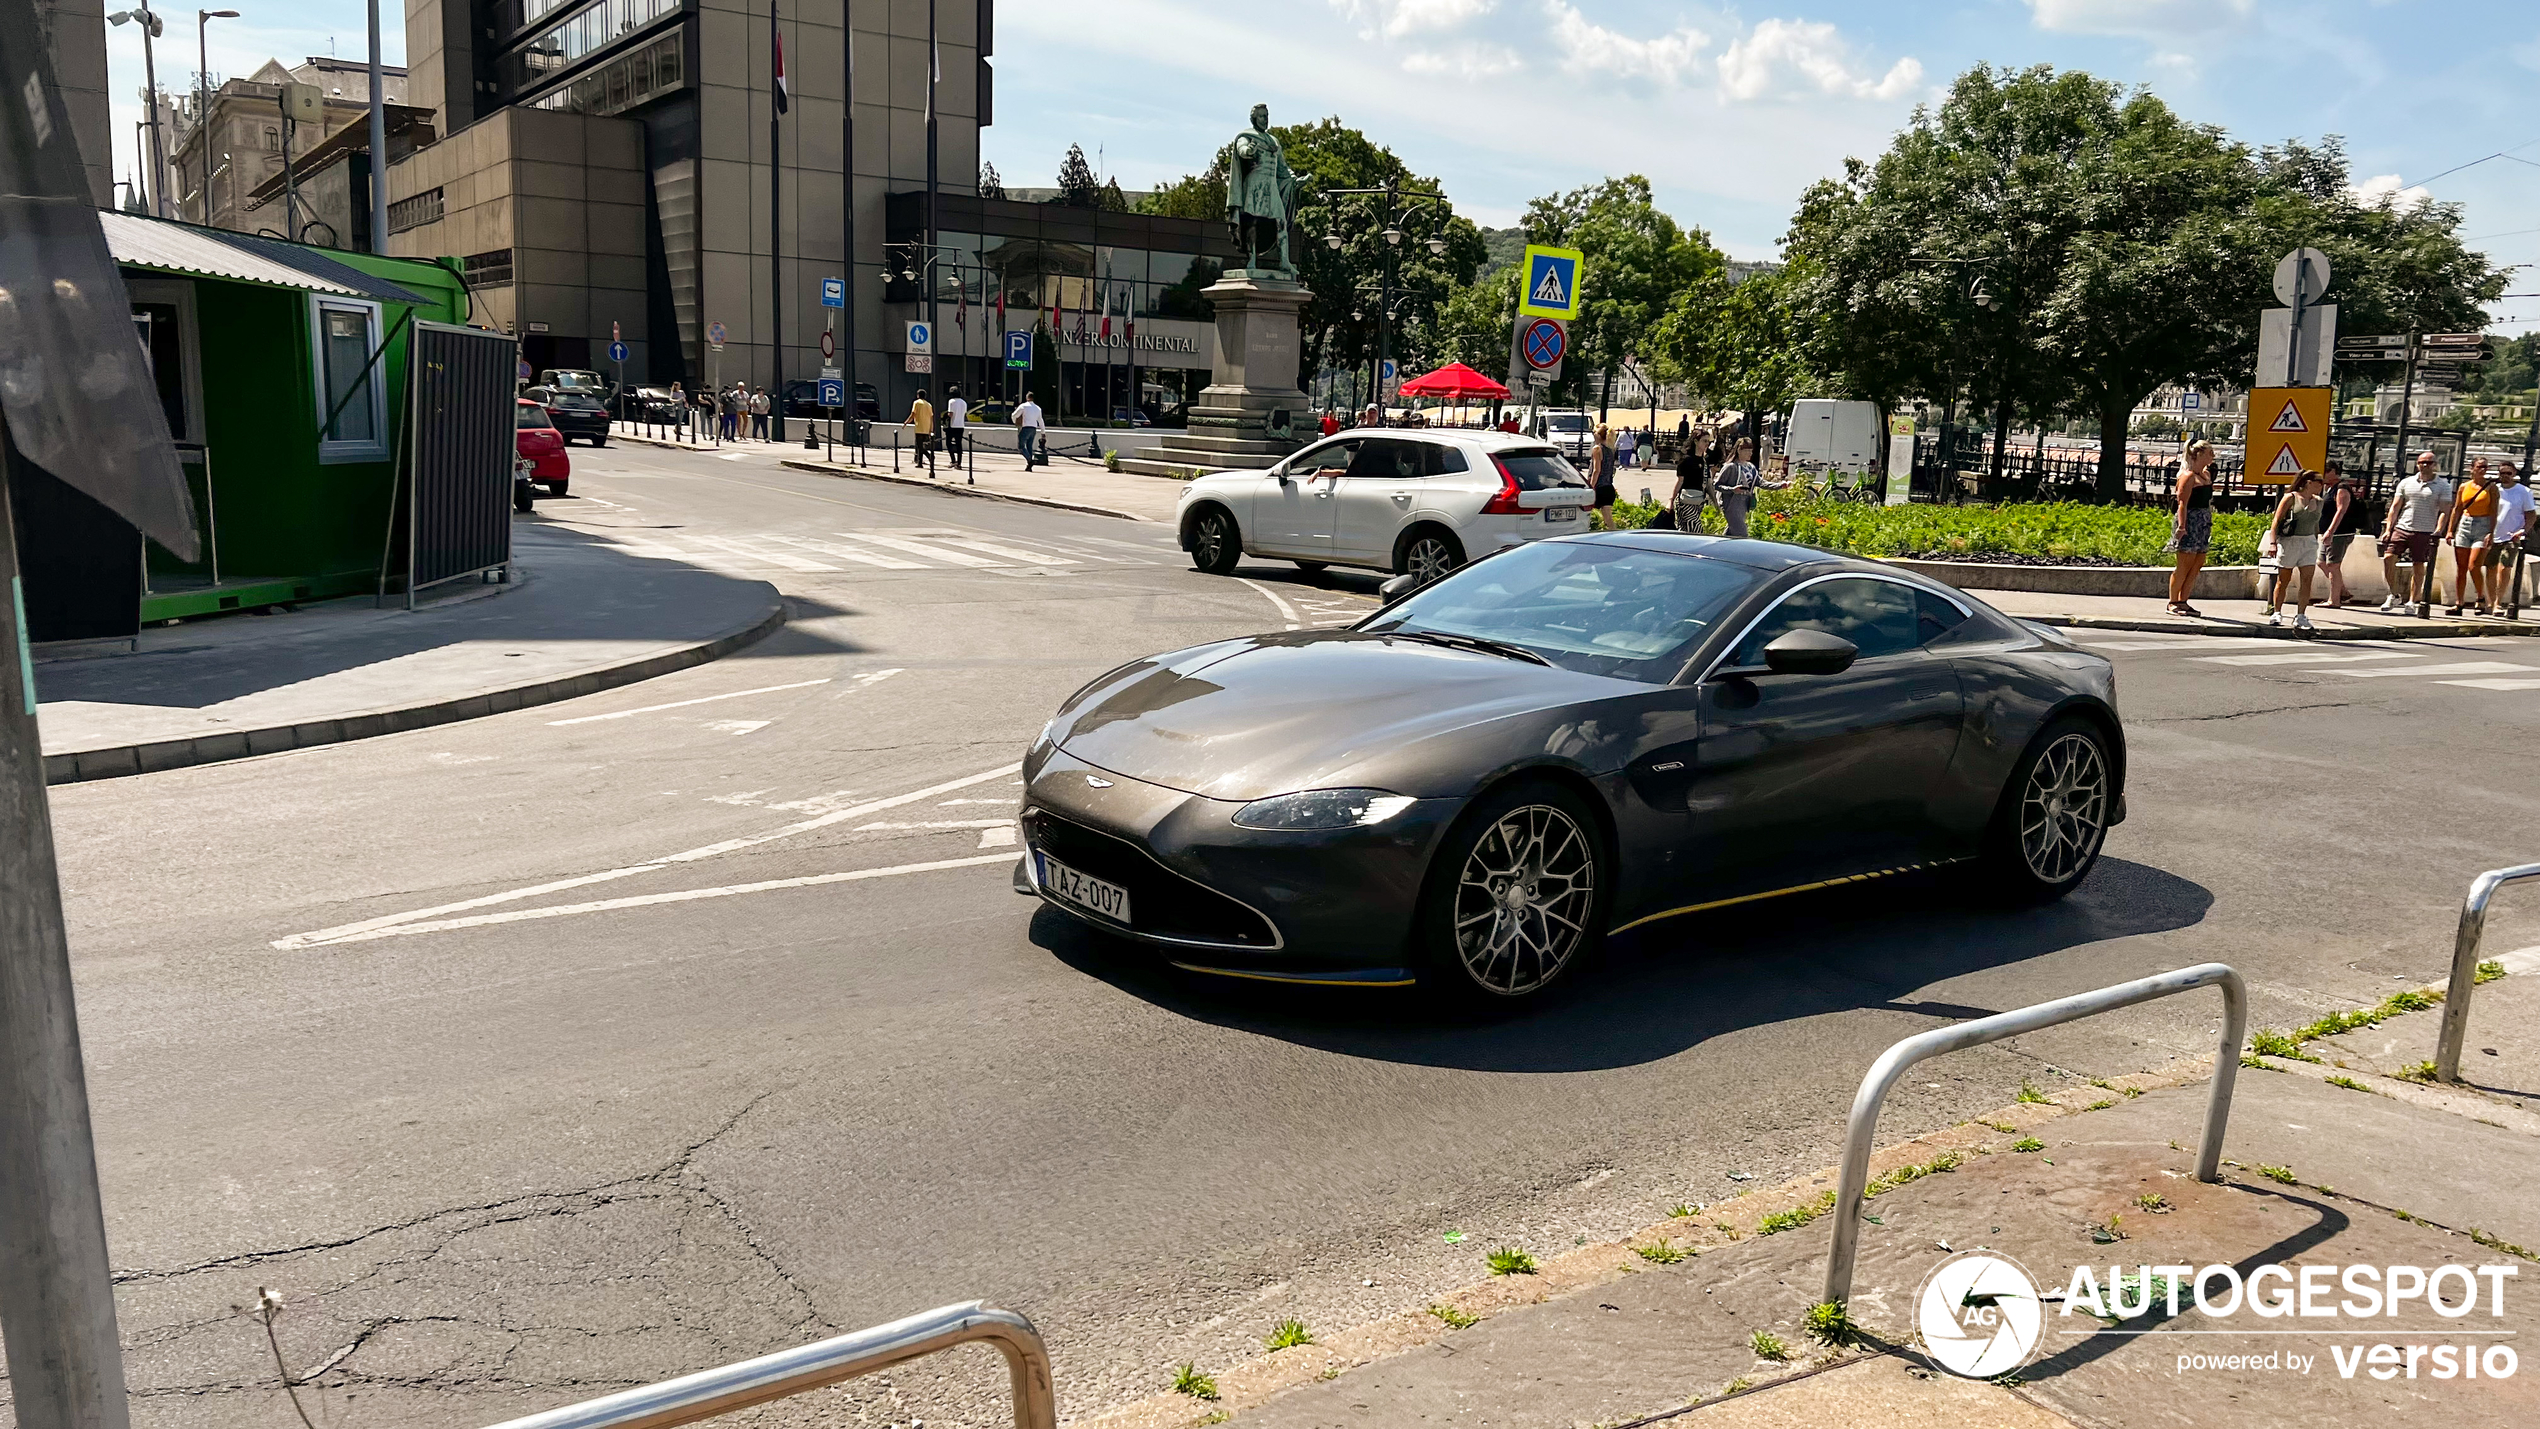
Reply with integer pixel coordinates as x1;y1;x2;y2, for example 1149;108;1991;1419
908;391;936;470
2316;459;2361;608
1615;426;1638;475
2440;457;2502;615
2163;439;2218;617
1716;438;1784;539
1319;409;1340;438
1014;393;1045;468
1676;413;1691;448
2261;470;2327;630
1670;425;1713;533
750;386;771;440
1589;423;1619;529
721;385;742;441
667;381;684;435
2378;451;2453;612
944;385;969;466
2487;461;2532;615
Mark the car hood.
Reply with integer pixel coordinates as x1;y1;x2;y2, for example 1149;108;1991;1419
1051;631;1623;802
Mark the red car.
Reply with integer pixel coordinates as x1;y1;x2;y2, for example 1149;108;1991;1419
516;398;570;497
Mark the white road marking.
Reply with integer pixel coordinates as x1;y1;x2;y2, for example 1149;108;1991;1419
273;762;1020;949
2437;678;2540;691
2322;661;2533;679
854;819;1017;831
978;826;1016;848
548;677;833;726
1236;577;1304;630
299;854;1021;944
937;798;1011;806
690;535;839;571
698;720;770;735
841;532;1003;567
2080;637;2291;651
935;536;1081;565
2493;946;2540;976
764;534;925;569
2196;651;2423;666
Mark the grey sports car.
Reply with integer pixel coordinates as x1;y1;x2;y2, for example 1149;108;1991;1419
1016;531;2125;1006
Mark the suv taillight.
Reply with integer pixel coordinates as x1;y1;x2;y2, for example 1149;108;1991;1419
1481;456;1524;515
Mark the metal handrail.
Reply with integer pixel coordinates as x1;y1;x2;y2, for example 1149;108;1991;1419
1823;963;2246;1307
477;1301;1055;1429
2435;862;2540;1083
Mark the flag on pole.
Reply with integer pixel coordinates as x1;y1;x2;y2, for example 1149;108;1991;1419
956;266;968;332
773;28;790;114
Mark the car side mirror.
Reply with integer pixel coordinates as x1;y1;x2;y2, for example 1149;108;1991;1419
1761;629;1858;676
1377;573;1419;606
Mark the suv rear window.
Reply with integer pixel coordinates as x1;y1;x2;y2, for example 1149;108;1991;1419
550;392;604;409
1493;447;1589;490
515;404;554;429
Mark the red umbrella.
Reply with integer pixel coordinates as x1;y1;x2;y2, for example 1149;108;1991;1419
1396;361;1510;400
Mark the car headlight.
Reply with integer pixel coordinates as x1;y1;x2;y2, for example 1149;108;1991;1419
1230;788;1418;831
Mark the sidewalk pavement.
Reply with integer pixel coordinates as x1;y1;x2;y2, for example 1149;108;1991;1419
1084;965;2540;1429
616;429;1190;523
34;520;783;783
1978;589;2529;641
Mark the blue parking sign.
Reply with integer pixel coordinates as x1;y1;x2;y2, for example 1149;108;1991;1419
817;377;846;408
821;276;845;308
1004;329;1033;370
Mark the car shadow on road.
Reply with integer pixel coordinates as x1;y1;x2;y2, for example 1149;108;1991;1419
1032;855;2213;1074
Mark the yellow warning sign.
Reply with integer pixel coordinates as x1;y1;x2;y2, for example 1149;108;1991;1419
2243;387;2330;485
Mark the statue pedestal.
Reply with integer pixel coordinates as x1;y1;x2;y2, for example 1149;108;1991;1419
1127;271;1312;475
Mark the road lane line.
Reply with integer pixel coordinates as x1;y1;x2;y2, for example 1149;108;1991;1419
838;532;1005;567
2322;661;2533;678
302;854;1024;944
1236;577;1303;630
2080;637;2289;651
273;761;1020;948
2437;678;2540;690
2196;651;2423;666
854;819;1017;830
548;678;834;725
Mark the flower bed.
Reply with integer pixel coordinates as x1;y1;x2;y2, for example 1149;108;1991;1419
1608;492;2266;567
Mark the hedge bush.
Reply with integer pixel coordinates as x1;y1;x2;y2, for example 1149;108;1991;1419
1604;490;2265;566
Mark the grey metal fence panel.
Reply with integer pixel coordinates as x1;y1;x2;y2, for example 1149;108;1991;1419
409;321;518;598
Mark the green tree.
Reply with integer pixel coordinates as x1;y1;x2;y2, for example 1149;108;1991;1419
1653;264;1822;438
1055;144;1123;210
1525;176;1724;411
978;161;1006;200
1435;265;1522;375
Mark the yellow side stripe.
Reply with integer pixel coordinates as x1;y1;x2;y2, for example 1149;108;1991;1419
1608;858;1972;936
1169;962;1419;988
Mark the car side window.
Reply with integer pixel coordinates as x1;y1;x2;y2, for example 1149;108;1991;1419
1425;443;1468;475
1347;439;1423;480
1915;590;1968;646
1729;578;1920;668
1291;440;1357;478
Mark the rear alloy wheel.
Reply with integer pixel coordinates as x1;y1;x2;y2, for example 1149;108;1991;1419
1398;529;1464;586
1189;507;1241;575
1985;717;2112;902
1420;781;1605;1007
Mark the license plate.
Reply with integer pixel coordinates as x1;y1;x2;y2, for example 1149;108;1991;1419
1543;506;1578;522
1041;854;1132;924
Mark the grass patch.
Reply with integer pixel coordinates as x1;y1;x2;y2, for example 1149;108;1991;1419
2136;1192;2170;1213
1756;1190;1838;1236
1197;1414;1229;1427
2325;1075;2382;1095
2293;989;2443;1044
2015;1080;2053;1105
1725;1377;1753;1395
1864;1149;1965;1197
1805;1301;1853;1346
2476;959;2507;985
1667;1201;1700;1218
1750;1330;1792;1362
2469;1227;2538;1263
2091;1213;2128;1244
1265;1318;1313;1351
1171;1363;1218;1401
2084;1099;2117;1111
2395;1059;2440;1082
1634;1239;1689;1265
2012;1137;2045;1153
1606;491;2268;565
2258;1164;2298;1185
1981;1119;2020;1133
1486;1246;1538;1276
2247;1028;2320;1063
1428;1303;1477;1329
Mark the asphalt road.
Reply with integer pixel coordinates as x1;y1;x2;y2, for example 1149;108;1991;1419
39;437;2540;1428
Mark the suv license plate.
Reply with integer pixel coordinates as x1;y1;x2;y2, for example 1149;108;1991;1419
1042;854;1132;925
1543;506;1577;522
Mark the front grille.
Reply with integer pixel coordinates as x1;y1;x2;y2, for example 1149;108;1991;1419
1022;809;1279;948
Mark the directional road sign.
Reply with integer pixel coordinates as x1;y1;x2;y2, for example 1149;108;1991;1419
2423;332;2487;347
2245;387;2332;484
906;320;933;354
608;341;629;363
817;377;845;408
821;276;846;308
1518;244;1584;320
1004;329;1033;369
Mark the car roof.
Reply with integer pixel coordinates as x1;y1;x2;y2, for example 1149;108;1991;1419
1312;429;1563;453
1559;529;1834;572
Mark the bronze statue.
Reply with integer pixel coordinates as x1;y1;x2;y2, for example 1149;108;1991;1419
1225;103;1301;276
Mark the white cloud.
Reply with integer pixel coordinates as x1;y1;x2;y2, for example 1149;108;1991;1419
2350;174;2432;213
1330;0;1497;40
1541;0;1710;81
1401;42;1526;81
2026;0;2253;39
1716;19;1923;102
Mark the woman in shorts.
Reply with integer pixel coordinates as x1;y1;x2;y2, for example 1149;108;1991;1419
1589;424;1619;529
2164;440;2218;617
2261;470;2326;630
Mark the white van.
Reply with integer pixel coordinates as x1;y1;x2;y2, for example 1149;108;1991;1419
1784;399;1881;473
1533;409;1595;462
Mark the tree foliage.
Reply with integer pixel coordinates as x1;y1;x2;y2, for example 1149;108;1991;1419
1054;145;1123;210
1651;264;1822;423
1524;177;1723;407
978;161;1006;200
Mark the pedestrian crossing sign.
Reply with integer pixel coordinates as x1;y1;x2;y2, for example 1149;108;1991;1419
1519;244;1584;320
2243;387;2331;485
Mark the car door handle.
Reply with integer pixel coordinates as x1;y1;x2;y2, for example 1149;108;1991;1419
1392;493;1412;504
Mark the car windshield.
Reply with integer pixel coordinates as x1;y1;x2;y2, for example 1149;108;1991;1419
1543;414;1590;432
515;405;553;429
1494;447;1590;490
1362;542;1760;683
550;393;604;409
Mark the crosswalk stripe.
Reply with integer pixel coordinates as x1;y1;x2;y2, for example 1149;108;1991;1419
763;534;927;568
2437;678;2540;691
2196;651;2422;666
2322;661;2533;679
932;537;1081;565
688;535;839;571
838;532;1005;567
2081;637;2289;651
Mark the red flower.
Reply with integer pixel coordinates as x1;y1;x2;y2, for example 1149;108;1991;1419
1772;512;1790;522
1814;517;1830;526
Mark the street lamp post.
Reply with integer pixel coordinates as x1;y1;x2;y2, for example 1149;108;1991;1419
195;9;237;226
1319;181;1448;426
111;5;170;218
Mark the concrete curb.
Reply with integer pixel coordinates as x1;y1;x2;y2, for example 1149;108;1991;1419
2021;612;2527;640
41;591;786;785
774;458;1154;522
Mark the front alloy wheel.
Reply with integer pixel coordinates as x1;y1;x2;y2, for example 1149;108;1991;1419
1400;531;1463;586
1448;800;1597;998
1190;508;1241;575
1986;718;2111;901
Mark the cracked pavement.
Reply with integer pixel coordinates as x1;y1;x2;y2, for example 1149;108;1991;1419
29;446;2540;1429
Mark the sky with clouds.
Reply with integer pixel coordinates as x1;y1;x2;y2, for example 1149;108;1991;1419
102;0;2540;327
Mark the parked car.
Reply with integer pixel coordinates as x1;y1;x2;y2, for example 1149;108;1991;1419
515;399;570;499
524;385;612;445
1177;430;1595;584
539;368;608;395
1017;532;2125;1006
1110;406;1154;427
969;399;1015;425
628;385;685;422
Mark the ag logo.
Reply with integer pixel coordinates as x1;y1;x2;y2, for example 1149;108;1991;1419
1916;1251;2043;1378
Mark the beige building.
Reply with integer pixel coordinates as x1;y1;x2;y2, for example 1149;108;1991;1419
168;58;414;238
37;0;113;206
388;0;990;398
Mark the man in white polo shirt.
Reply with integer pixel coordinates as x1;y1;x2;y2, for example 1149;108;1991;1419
2379;450;2453;612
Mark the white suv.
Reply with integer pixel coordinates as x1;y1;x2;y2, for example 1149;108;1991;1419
1177;430;1597;584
